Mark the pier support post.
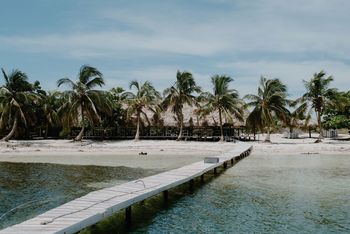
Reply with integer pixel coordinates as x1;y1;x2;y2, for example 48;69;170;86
200;174;204;183
163;190;169;204
214;168;217;175
223;162;227;169
231;158;234;165
189;179;194;191
125;206;132;226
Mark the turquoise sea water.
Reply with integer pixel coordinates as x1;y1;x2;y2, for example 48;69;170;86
129;153;350;234
0;162;158;230
1;153;350;233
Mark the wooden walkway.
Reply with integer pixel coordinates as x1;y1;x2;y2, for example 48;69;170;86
0;143;253;234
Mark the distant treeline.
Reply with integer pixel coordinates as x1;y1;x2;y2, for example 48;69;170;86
0;65;349;142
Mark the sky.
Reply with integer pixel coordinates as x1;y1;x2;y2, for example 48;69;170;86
0;0;349;98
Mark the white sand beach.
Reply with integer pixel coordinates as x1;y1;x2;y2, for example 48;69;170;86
251;133;350;156
0;134;348;170
0;140;236;170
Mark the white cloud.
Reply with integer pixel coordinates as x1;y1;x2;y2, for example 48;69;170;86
105;67;178;90
1;0;350;97
218;60;350;97
0;29;229;58
1;0;350;59
104;66;213;94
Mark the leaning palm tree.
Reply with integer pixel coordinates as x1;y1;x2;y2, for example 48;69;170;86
201;75;244;141
163;71;201;140
123;80;160;140
0;68;39;141
302;70;336;142
57;65;111;141
245;76;288;142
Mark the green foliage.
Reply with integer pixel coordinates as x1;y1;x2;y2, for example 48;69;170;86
323;115;350;129
303;71;335;114
57;65;112;140
123;80;160;139
0;68;40;140
102;87;126;128
284;99;310;133
302;70;336;139
201;75;244;140
244;76;288;137
203;75;243;122
323;90;350;129
0;65;348;140
163;70;201;140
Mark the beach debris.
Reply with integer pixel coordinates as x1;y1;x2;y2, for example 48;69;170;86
139;152;148;155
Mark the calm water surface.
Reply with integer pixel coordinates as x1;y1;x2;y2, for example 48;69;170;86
130;153;350;233
1;153;350;233
0;162;158;230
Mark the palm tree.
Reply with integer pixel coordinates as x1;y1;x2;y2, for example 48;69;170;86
245;76;288;142
0;68;39;141
163;70;201;140
202;75;244;141
302;70;336;142
109;86;125;102
123;80;160;140
193;105;206;127
57;65;111;141
284;99;310;135
41;91;62;138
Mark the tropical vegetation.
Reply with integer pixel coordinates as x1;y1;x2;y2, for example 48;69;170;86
162;71;201;140
0;65;348;142
323;91;350;130
0;69;40;141
122;80;160;140
245;77;288;142
302;71;337;142
201;75;244;141
284;99;310;135
57;65;111;141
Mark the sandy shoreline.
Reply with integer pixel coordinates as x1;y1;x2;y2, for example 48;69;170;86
0;134;349;170
250;133;350;156
0;140;236;170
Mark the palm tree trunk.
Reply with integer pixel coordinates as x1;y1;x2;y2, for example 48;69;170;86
316;111;323;143
75;105;84;141
75;125;85;141
219;109;224;142
2;117;18;141
177;119;183;141
135;112;140;141
45;123;49;139
309;126;312;138
264;126;271;142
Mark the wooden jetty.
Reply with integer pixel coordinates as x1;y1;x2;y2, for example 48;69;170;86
0;143;253;234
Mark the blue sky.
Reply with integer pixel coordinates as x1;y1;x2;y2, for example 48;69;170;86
1;0;349;98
